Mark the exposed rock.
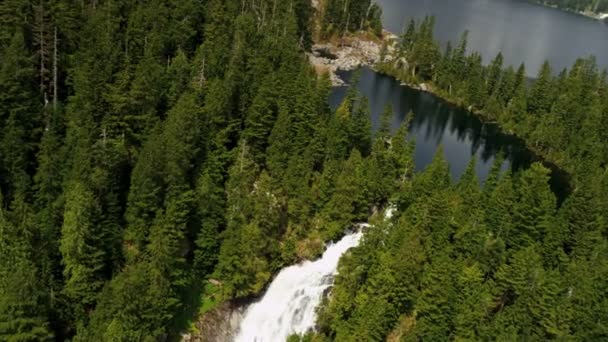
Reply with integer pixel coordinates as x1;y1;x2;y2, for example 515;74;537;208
308;33;397;86
312;44;338;59
208;279;222;287
181;302;246;342
419;83;428;92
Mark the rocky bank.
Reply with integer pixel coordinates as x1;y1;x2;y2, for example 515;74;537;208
308;32;398;86
181;302;245;342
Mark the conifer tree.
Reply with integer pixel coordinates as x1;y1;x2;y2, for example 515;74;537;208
350;97;373;156
528;61;555;115
0;194;54;341
487;52;504;96
60;181;106;321
511;163;556;249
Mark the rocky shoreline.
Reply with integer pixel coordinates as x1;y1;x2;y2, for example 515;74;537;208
308;32;398;86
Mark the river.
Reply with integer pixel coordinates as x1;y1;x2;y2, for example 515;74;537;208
378;0;608;76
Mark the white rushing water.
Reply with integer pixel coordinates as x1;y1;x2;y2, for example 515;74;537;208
234;231;364;342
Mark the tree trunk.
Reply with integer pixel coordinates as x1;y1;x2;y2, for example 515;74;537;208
53;26;58;113
39;0;46;95
343;0;349;31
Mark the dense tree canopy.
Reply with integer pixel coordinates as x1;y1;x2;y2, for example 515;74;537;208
0;0;392;339
308;14;608;342
0;1;606;341
322;0;383;38
378;17;608;179
312;156;608;341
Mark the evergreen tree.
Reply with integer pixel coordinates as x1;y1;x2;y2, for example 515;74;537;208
487;52;504;96
528;61;554;115
0;194;54;341
0;30;40;202
349;97;372;156
511;163;556;249
322;149;368;240
60;181;106;322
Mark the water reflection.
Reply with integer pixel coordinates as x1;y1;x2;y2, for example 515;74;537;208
376;0;608;75
329;68;569;199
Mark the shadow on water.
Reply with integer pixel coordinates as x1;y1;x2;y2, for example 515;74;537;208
329;67;571;202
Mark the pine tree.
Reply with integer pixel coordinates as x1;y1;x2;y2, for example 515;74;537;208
412;254;456;340
453;263;491;340
504;80;527;129
0;30;41;202
75;261;177;341
465;53;487;108
124;127;166;258
0;193;54;342
412;146;451;198
528;61;554;115
322;149;368;240
349;96;372;156
486;52;504;96
60;181;106;321
400;19;417;54
486;172;516;243
511;163;556;249
214;142;262;297
497;66;516;105
452;30;469;82
193;150;227;276
243;75;280;163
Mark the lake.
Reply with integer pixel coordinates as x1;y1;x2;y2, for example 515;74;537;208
329;68;570;199
377;0;608;76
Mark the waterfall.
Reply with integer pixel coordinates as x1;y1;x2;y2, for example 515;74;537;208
234;231;364;342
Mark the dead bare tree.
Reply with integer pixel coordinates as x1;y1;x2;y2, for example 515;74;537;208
53;26;58;112
361;2;373;30
34;0;50;97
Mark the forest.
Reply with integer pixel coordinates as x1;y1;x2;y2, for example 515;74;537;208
0;0;607;341
306;14;608;342
377;16;608;179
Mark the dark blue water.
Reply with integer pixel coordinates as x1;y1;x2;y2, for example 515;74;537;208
329;68;570;198
377;0;608;76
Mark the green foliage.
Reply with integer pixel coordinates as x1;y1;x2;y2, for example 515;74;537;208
322;0;383;37
380;16;608;175
0;2;607;342
60;181;107;320
315;156;608;341
0;195;54;341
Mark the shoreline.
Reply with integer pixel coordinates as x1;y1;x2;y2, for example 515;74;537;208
532;2;608;21
309;30;573;192
308;31;398;86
